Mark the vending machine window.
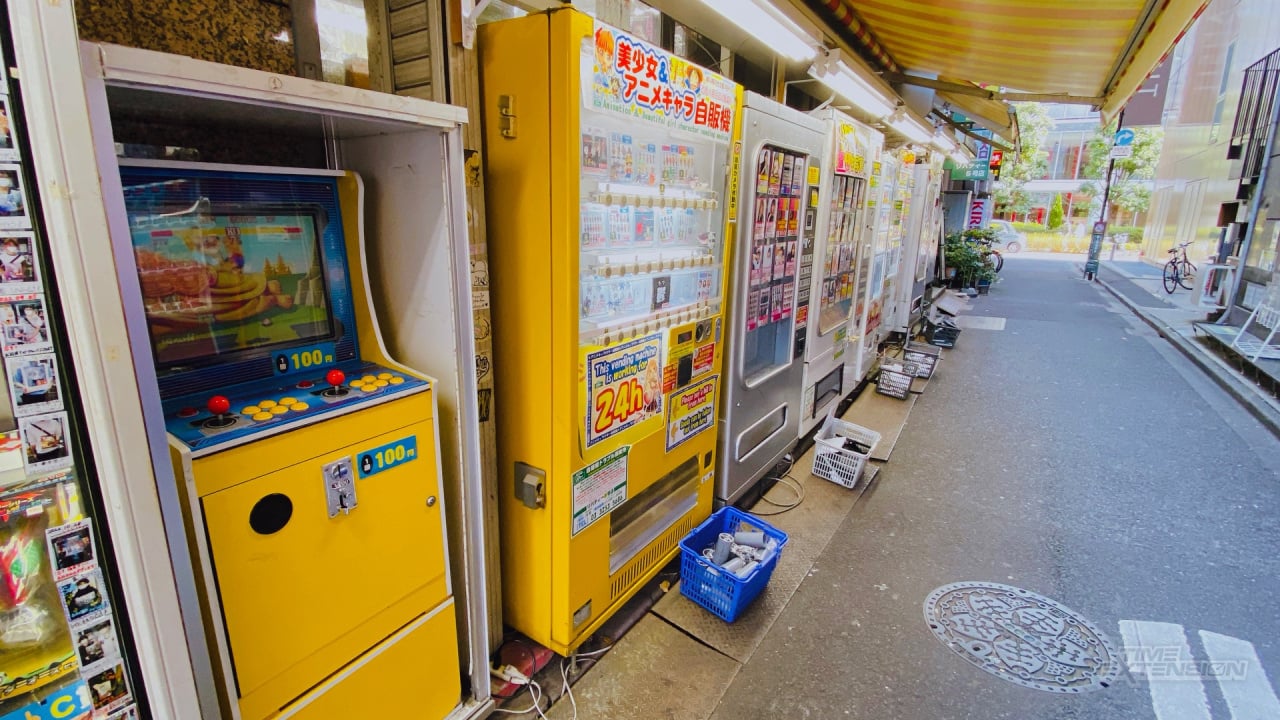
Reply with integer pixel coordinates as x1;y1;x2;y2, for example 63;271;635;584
0;24;145;720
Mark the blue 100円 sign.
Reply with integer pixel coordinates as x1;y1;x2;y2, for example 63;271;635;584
357;435;419;478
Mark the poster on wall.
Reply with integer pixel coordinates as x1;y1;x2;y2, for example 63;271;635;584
0;293;51;356
20;409;72;473
665;375;716;451
0;96;18;162
0;231;40;293
584;333;663;448
7;352;61;417
0;163;29;230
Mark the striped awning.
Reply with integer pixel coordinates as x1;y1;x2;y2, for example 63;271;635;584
817;0;1207;124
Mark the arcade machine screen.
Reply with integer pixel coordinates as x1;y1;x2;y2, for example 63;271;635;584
130;208;334;373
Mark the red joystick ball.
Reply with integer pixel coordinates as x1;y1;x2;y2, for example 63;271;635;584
207;395;231;416
325;369;346;388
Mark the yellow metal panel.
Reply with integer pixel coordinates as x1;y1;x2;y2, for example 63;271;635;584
481;7;743;654
477;11;557;642
198;411;448;718
277;604;460;720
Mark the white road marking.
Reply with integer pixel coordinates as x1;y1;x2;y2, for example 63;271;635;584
1199;630;1280;720
955;315;1006;330
1119;620;1212;720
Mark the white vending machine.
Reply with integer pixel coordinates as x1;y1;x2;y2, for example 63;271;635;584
888;152;945;335
718;93;825;504
799;110;880;438
847;153;899;387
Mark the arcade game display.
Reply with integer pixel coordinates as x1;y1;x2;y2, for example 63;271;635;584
118;164;460;720
717;92;826;505
800;110;880;438
480;9;741;653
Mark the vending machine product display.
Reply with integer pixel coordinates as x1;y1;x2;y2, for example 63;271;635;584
0;27;144;720
849;153;899;385
888;152;945;335
718;93;825;504
800;110;880;437
480;9;741;653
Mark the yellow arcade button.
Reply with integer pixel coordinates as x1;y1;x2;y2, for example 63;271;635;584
360;384;377;393
252;412;273;421
270;405;289;415
290;402;309;412
361;375;377;383
350;380;365;388
241;406;261;416
279;397;298;405
374;380;389;388
258;399;278;409
389;376;405;385
377;372;392;380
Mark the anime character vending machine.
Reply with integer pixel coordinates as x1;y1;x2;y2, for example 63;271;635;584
799;110;880;437
480;10;741;653
718;93;825;504
888;151;945;335
0;25;145;720
848;153;898;384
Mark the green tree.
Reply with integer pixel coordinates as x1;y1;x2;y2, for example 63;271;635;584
1047;193;1065;229
993;102;1052;221
1079;124;1163;225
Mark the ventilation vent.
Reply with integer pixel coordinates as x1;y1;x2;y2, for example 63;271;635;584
610;514;695;602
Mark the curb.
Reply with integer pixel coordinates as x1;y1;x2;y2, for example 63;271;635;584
1088;268;1280;439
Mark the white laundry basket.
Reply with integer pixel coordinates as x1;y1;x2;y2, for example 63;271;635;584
811;413;881;489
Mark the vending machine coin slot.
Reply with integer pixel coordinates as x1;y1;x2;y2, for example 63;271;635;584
323;457;356;517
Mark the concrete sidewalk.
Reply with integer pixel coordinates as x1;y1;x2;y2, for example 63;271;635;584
1092;258;1280;437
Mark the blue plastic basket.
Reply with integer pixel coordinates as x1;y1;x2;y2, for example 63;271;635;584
678;507;789;622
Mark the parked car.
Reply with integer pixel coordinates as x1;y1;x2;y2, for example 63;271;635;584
990;220;1026;253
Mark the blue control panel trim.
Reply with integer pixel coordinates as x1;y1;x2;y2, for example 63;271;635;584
164;360;427;453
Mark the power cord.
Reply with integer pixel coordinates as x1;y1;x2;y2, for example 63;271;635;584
558;645;613;720
751;454;805;516
489;665;550;719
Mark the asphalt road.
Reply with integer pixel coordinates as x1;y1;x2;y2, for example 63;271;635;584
710;257;1280;720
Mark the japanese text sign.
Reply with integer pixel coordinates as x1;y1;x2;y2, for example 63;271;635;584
585;21;736;143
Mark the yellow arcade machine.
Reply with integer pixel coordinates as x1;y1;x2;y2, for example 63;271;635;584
118;164;459;719
480;9;743;653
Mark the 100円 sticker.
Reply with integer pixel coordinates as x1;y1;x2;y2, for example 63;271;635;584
923;581;1120;693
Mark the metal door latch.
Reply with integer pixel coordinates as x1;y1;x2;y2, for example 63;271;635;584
498;95;517;139
323;457;357;518
514;461;545;509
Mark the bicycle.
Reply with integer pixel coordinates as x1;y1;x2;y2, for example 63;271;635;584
1162;241;1196;293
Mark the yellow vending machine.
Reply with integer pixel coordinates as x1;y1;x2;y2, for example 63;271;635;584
480;9;742;653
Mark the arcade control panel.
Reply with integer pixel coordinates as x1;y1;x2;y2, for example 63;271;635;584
164;362;428;453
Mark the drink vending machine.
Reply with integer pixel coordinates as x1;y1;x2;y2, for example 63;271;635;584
480;9;741;653
718;93;826;504
800;110;881;437
0;25;146;720
887;152;945;335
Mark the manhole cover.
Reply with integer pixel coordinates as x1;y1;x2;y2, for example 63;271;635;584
923;582;1120;693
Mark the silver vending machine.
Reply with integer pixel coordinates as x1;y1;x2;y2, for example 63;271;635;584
717;93;825;504
799;109;880;438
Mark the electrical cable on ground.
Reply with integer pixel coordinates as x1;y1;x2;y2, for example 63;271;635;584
750;454;805;516
558;645;611;720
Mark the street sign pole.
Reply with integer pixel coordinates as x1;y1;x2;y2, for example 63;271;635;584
1087;110;1125;281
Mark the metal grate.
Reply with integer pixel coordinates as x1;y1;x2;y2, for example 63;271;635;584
610;514;694;602
1229;47;1280;184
